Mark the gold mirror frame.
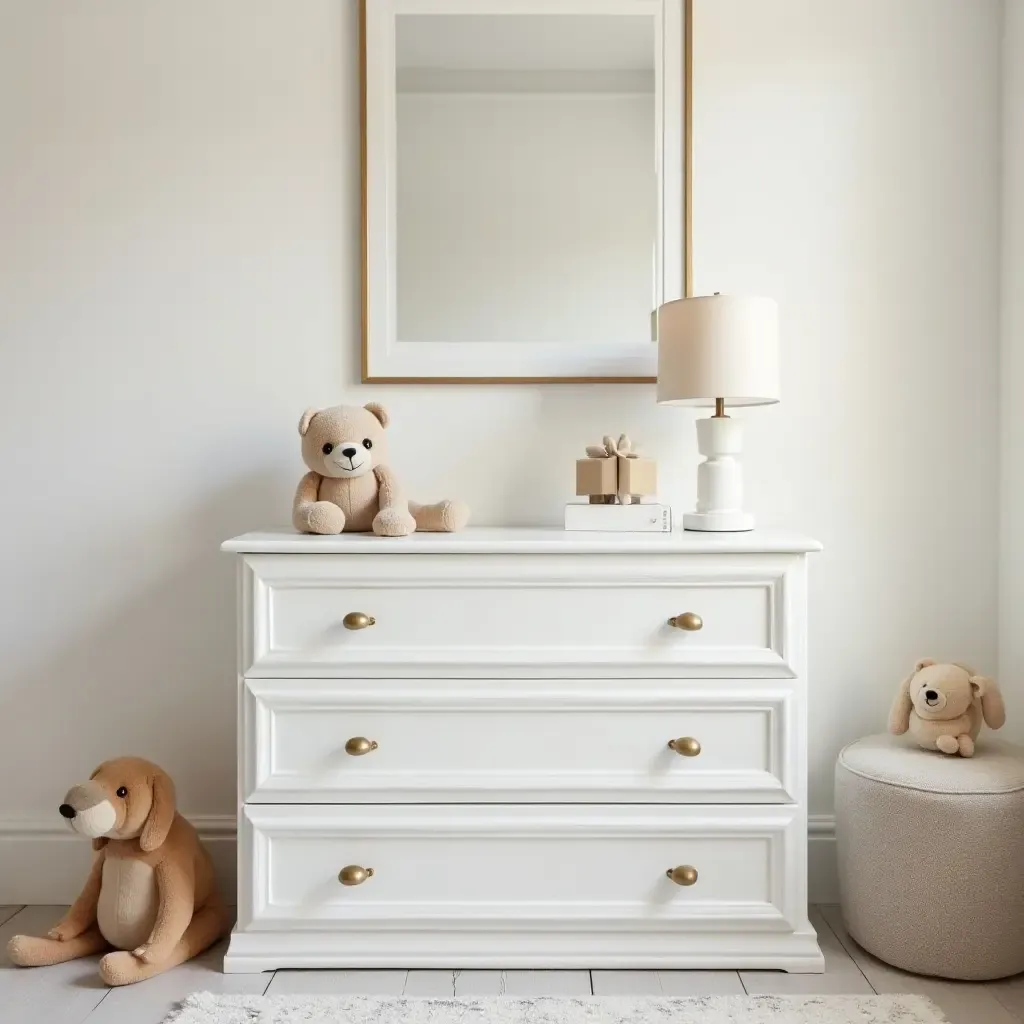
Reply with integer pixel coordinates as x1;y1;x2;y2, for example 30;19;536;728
360;0;693;384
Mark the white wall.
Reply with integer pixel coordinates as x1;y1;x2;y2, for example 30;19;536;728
0;0;1003;902
1001;4;1024;712
397;89;656;344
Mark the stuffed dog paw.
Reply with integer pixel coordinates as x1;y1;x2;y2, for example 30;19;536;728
888;658;1006;757
5;757;230;985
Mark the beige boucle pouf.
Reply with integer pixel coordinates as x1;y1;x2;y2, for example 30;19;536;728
835;734;1024;980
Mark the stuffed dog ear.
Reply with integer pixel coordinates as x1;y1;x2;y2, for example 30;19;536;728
364;402;389;428
140;770;176;852
298;409;319;437
888;670;915;735
971;675;1007;730
92;838;108;851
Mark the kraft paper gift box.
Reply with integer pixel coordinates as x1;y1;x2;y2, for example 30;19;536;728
575;435;657;504
576;451;618;503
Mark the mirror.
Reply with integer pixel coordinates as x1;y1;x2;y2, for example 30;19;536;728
362;1;689;382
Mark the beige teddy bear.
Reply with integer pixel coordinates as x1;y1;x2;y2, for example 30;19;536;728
293;402;470;537
888;658;1006;757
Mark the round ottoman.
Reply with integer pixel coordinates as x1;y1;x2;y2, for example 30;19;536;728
835;733;1024;980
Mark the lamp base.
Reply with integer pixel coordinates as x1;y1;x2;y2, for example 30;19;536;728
683;510;755;532
682;414;756;533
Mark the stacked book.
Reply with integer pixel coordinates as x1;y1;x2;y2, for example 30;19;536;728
564;502;672;532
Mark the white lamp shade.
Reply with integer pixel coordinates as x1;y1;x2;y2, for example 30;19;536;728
656;294;780;407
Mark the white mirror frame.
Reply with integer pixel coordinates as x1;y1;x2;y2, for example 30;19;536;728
361;0;691;383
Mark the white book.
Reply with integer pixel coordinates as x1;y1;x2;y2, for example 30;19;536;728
564;502;672;532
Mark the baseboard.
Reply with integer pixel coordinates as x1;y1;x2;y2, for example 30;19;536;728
808;813;839;904
0;815;237;905
0;813;840;907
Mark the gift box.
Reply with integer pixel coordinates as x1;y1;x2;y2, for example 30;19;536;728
575;435;657;505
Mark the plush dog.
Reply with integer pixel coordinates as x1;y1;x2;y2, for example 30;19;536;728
6;757;230;985
293;402;470;536
888;658;1006;757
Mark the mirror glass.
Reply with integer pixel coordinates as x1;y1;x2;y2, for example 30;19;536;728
395;13;656;346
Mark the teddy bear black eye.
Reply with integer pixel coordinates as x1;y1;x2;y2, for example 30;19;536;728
116;786;127;798
362;438;373;450
322;443;334;455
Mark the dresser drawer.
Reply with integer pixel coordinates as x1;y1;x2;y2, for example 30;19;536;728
241;552;795;677
242;678;794;804
239;804;802;936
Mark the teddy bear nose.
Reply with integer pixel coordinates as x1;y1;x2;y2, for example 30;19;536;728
925;690;938;700
59;804;76;819
342;447;357;458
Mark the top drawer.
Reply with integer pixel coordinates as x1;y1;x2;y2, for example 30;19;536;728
240;552;800;678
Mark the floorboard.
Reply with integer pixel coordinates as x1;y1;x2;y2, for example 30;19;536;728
819;904;1022;1024
0;906;110;1024
266;969;409;996
402;970;591;996
739;906;874;995
591;970;745;996
0;906;24;927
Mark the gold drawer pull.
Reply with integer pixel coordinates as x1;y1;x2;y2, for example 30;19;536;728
339;865;374;886
344;737;378;756
668;737;701;757
668;612;703;631
666;865;698;886
343;612;375;630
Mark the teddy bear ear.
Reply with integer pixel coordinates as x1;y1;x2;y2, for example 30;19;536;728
364;402;390;428
298;409;319;437
914;657;936;672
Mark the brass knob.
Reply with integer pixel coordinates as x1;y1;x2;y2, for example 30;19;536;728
344;737;378;756
668;612;703;631
668;737;701;757
343;612;375;630
666;865;698;886
338;865;374;886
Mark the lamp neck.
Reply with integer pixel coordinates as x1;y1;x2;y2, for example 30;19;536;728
714;397;728;418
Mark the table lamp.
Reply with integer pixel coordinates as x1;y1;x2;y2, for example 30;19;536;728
655;294;779;532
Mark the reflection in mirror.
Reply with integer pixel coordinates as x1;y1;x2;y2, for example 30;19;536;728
395;14;656;345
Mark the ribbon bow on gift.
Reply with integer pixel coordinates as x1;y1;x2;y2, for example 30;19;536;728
584;435;642;504
585;434;640;461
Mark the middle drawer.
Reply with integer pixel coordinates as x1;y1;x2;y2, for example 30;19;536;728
242;678;794;804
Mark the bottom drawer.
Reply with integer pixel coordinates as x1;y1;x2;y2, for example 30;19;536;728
239;804;804;934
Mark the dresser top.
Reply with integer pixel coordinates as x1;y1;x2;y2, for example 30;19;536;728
222;527;821;555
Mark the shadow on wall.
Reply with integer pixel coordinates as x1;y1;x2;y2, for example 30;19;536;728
0;469;287;826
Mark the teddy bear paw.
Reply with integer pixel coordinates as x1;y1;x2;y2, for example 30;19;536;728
958;735;975;757
300;501;346;535
936;735;960;755
439;499;470;532
372;508;416;537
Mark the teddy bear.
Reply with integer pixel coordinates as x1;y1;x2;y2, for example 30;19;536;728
888;658;1006;757
292;402;470;537
6;756;230;985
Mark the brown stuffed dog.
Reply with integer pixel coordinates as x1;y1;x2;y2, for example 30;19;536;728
293;402;470;536
888;658;1006;757
6;757;230;985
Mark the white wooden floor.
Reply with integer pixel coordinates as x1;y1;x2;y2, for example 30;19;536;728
2;905;1023;1024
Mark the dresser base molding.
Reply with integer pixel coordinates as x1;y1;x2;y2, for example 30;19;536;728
223;927;826;974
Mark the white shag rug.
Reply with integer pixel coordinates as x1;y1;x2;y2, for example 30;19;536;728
163;993;949;1024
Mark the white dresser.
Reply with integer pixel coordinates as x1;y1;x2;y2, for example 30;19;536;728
221;527;824;973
